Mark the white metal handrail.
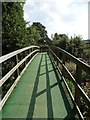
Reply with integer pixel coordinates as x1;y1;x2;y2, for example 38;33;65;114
0;45;39;110
0;46;39;64
0;49;39;87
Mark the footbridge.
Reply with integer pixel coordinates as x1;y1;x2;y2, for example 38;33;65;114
0;45;90;119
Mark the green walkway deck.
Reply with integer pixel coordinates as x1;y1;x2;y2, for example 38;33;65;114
2;53;78;119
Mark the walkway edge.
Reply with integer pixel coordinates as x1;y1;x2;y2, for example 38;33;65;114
0;53;39;111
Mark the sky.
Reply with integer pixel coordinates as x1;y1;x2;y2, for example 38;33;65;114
24;0;89;40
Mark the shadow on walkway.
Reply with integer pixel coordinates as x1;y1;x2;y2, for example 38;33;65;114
26;54;43;119
50;55;76;119
26;53;76;119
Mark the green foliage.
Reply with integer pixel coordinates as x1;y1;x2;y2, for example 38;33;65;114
83;42;90;60
25;25;41;45
66;79;75;96
2;2;49;55
2;2;49;97
23;22;49;46
53;33;60;44
32;22;47;38
31;22;48;45
52;33;86;58
2;2;26;55
58;34;69;50
68;35;86;57
52;33;69;50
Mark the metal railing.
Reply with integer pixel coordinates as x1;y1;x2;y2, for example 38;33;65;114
0;44;90;119
0;46;39;110
49;45;90;119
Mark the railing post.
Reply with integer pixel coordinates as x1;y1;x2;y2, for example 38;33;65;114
28;49;30;61
48;46;50;56
31;47;33;58
16;54;19;76
56;49;59;66
75;65;82;108
62;53;65;65
24;50;27;67
28;49;30;54
62;53;66;77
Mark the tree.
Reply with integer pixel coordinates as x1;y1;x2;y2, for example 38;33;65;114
52;33;69;50
68;35;85;57
2;2;26;97
58;34;69;50
53;33;60;45
31;22;48;44
25;25;41;45
2;2;26;55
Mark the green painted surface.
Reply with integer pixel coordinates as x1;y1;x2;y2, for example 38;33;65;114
2;53;78;119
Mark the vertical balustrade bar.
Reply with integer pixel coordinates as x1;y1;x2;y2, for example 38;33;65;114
75;65;82;108
24;51;27;66
48;46;50;57
56;49;59;66
29;48;31;60
62;53;65;65
28;49;30;54
31;47;33;58
16;54;19;76
28;49;30;62
62;53;66;77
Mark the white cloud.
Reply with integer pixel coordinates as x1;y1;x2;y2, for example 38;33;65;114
24;0;89;39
